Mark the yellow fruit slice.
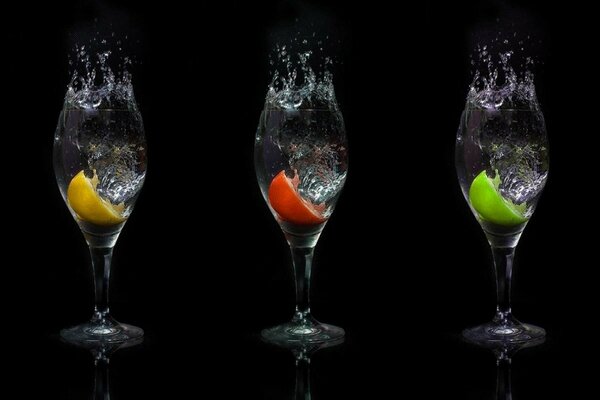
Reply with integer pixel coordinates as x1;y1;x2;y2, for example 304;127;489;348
67;170;125;226
469;170;527;226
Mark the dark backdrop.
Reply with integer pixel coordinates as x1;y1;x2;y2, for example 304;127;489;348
3;0;594;398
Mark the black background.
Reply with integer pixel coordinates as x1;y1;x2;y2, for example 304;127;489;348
3;0;595;398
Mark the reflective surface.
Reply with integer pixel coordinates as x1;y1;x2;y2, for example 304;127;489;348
60;337;143;400
11;331;582;399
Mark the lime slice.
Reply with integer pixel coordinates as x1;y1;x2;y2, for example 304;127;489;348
469;170;527;226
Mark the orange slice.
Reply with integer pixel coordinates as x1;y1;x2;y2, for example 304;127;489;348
268;170;326;225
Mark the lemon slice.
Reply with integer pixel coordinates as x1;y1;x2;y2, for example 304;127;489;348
469;170;527;226
67;170;125;226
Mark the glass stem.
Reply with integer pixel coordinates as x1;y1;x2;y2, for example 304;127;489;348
90;246;114;322
491;246;515;324
290;246;314;321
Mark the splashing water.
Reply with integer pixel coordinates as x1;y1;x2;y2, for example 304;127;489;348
464;37;548;213
65;42;137;110
60;40;146;210
265;42;338;111
467;43;538;111
259;40;347;208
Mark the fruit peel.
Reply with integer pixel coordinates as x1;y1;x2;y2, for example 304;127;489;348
469;170;528;226
268;170;326;225
67;170;125;226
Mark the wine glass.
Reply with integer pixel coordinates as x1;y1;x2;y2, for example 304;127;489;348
54;95;147;343
456;103;549;343
255;104;348;344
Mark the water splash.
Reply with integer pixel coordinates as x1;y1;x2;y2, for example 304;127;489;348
60;37;146;211
265;39;338;110
464;36;548;213
65;40;136;110
260;38;347;209
467;39;538;110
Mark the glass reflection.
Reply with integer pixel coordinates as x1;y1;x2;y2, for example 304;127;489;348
468;337;544;399
63;337;142;399
267;337;343;399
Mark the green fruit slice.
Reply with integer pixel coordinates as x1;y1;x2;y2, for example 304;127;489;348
469;170;528;226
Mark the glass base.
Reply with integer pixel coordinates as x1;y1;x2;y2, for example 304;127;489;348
463;317;545;344
61;317;144;344
262;315;345;345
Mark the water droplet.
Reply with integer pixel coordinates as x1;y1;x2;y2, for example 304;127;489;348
468;45;539;112
266;37;338;112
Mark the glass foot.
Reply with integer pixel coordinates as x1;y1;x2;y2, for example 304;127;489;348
463;318;545;344
61;318;144;344
262;315;345;345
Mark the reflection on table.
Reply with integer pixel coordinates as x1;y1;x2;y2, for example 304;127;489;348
265;337;344;400
62;337;143;400
467;337;544;400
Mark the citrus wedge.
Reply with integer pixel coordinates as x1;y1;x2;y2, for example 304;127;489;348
469;170;527;226
268;170;326;225
67;170;125;226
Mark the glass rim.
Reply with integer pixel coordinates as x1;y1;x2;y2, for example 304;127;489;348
62;107;138;112
263;107;337;111
465;107;541;112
